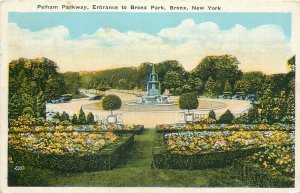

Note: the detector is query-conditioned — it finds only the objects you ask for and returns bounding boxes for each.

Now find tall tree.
[223,80,232,95]
[192,55,242,89]
[9,57,66,118]
[204,76,216,97]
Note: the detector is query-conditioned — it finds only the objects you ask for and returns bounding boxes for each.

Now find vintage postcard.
[0,0,299,193]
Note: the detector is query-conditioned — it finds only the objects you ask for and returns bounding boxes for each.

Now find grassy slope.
[29,129,245,187]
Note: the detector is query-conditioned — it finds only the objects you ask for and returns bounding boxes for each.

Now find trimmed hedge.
[231,160,294,187]
[112,125,144,135]
[9,134,134,172]
[9,125,144,135]
[156,124,295,133]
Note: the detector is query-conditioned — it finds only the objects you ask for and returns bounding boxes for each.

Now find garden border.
[9,134,134,172]
[9,125,144,135]
[231,160,294,187]
[152,132,292,170]
[155,124,295,133]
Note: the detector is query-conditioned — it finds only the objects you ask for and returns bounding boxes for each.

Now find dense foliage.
[9,132,118,156]
[179,93,199,113]
[9,58,66,118]
[102,94,122,115]
[164,131,293,155]
[158,123,294,132]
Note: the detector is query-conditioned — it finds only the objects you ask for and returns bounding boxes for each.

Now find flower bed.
[8,132,134,171]
[9,132,118,156]
[231,149,295,188]
[165,131,293,155]
[250,145,295,177]
[9,124,144,134]
[156,123,294,133]
[152,130,294,169]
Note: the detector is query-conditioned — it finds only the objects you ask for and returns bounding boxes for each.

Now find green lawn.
[11,129,247,187]
[72,93,89,99]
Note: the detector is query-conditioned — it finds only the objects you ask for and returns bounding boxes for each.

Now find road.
[46,90,252,127]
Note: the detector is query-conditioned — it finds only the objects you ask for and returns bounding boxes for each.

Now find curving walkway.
[46,90,252,128]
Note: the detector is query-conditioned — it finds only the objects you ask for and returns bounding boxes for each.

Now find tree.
[179,93,199,113]
[283,91,295,123]
[247,107,259,123]
[78,107,86,124]
[62,72,82,94]
[9,57,66,119]
[259,88,276,123]
[72,114,78,125]
[275,91,286,121]
[187,76,203,94]
[192,55,242,89]
[208,110,216,120]
[204,76,216,97]
[223,80,232,95]
[234,80,250,94]
[61,111,69,121]
[242,71,265,95]
[182,84,192,93]
[36,91,46,118]
[218,110,235,124]
[162,71,183,92]
[87,112,95,124]
[287,55,295,72]
[102,94,122,115]
[22,107,34,117]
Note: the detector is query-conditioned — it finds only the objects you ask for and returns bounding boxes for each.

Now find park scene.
[7,12,295,187]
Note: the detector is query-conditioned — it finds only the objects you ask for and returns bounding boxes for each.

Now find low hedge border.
[8,125,144,135]
[231,159,294,187]
[152,132,292,170]
[9,134,134,172]
[156,124,294,133]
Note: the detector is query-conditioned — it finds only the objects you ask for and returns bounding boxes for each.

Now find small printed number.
[14,166,25,171]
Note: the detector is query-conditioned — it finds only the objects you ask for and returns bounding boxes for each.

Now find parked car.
[89,95,102,100]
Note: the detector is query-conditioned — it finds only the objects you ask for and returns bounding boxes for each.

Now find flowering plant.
[9,131,119,156]
[160,123,294,131]
[164,131,294,155]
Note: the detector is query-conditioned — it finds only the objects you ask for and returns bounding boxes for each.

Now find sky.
[8,12,292,74]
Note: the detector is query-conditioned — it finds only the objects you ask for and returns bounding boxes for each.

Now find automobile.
[89,95,102,100]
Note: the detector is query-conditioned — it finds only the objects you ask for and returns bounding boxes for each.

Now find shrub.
[102,95,122,115]
[218,110,235,124]
[22,107,34,117]
[248,107,259,123]
[8,164,52,186]
[87,112,95,124]
[78,107,86,124]
[179,93,199,113]
[233,113,248,124]
[61,111,69,121]
[71,114,78,125]
[208,110,216,120]
[53,112,61,121]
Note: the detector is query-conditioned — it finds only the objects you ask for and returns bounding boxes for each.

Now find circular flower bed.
[164,131,294,155]
[9,132,118,156]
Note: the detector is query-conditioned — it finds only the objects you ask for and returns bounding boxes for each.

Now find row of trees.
[54,108,95,125]
[9,55,295,122]
[77,55,294,98]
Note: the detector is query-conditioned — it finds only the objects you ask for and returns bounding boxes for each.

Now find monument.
[138,64,169,104]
